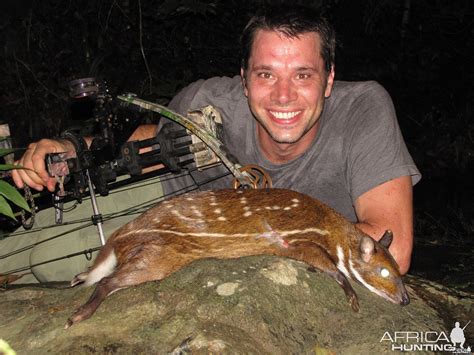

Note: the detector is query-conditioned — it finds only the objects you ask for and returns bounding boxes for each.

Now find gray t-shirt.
[163,75,421,222]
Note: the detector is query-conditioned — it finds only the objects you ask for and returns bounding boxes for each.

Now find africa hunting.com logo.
[380,320,471,353]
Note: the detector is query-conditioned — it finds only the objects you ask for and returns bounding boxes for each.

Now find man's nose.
[271,78,297,105]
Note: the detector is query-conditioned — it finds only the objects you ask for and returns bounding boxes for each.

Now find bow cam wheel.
[232,164,273,189]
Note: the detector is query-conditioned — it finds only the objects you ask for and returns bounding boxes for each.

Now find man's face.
[242,30,334,148]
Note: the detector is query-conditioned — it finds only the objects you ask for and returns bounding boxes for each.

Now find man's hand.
[12,138,75,192]
[354,175,414,275]
[11,125,159,192]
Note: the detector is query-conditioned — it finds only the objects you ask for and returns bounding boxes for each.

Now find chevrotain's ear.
[360,236,375,263]
[379,230,393,249]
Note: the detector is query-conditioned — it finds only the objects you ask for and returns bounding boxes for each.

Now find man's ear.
[324,65,335,98]
[240,68,249,97]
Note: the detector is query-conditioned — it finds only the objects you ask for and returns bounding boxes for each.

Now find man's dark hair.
[240,5,335,74]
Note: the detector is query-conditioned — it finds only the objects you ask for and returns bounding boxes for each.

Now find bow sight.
[51,77,197,199]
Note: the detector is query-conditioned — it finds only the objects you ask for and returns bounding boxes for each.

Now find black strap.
[59,131,88,154]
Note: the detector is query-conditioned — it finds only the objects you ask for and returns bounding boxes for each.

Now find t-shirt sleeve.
[167,76,241,115]
[167,79,207,115]
[347,82,421,202]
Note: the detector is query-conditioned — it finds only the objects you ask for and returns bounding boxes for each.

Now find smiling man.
[13,5,420,275]
[242,30,334,162]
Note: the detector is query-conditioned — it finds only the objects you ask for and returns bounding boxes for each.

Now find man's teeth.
[270,111,301,119]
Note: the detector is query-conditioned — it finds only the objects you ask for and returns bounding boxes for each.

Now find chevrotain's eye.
[380,268,390,278]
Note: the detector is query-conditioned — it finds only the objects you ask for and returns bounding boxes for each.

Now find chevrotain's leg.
[65,275,114,329]
[65,266,150,329]
[331,270,360,312]
[286,241,360,312]
[65,249,194,329]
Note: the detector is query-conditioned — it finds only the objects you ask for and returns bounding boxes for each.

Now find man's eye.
[258,72,272,79]
[297,73,311,79]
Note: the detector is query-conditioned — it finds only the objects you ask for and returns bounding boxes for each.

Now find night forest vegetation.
[0,0,473,290]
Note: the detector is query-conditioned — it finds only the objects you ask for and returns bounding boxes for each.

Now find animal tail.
[70,243,117,287]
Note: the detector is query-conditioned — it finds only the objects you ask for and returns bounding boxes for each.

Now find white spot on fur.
[265,206,272,210]
[283,206,291,210]
[186,197,194,201]
[213,208,222,214]
[272,206,280,210]
[171,209,199,223]
[291,203,298,208]
[216,282,239,296]
[243,206,250,211]
[291,198,300,203]
[210,202,218,206]
[217,216,227,221]
[236,190,243,194]
[243,211,252,217]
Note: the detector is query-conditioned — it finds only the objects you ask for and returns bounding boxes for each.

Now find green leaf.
[0,164,22,171]
[0,195,16,220]
[0,147,25,157]
[0,148,17,157]
[0,180,30,211]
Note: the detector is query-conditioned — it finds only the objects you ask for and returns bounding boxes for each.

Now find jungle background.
[0,0,473,290]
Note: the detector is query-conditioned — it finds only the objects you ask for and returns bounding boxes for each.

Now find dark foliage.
[0,0,473,288]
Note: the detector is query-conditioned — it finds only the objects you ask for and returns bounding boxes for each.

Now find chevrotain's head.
[349,230,410,306]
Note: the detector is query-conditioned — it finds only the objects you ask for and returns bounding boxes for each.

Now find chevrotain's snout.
[400,292,410,306]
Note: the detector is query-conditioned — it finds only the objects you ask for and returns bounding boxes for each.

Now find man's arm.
[354,175,413,275]
[127,124,164,173]
[128,124,158,144]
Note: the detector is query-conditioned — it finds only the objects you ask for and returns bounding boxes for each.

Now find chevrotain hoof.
[350,295,360,312]
[64,319,73,330]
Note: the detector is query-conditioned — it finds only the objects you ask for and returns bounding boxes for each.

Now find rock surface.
[1,256,472,354]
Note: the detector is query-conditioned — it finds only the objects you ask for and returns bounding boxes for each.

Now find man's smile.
[268,110,302,124]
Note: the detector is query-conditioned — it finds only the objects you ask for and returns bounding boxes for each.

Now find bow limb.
[117,95,252,187]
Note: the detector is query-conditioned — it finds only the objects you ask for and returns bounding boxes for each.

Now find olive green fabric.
[0,177,163,283]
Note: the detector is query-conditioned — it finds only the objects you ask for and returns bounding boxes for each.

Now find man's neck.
[257,122,320,164]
